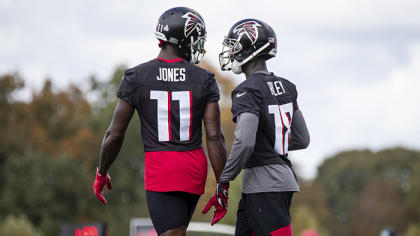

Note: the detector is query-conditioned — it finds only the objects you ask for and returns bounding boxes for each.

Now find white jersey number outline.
[268,102,293,155]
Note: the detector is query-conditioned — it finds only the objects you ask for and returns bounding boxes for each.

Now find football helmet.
[219,19,277,74]
[155,7,207,64]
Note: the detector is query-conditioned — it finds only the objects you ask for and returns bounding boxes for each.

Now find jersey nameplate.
[266,81,285,96]
[157,68,186,82]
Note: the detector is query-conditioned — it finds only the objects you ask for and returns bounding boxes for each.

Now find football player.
[202,19,310,236]
[93,7,227,236]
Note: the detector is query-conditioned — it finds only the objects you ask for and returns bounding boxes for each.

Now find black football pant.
[235,192,294,236]
[146,190,200,235]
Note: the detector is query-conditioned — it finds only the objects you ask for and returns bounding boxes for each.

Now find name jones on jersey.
[157,68,186,82]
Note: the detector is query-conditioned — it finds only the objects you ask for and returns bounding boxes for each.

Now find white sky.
[1,0,420,178]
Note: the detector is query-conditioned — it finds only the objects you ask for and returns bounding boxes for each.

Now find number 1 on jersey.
[172,91,192,141]
[150,90,192,142]
[268,102,293,155]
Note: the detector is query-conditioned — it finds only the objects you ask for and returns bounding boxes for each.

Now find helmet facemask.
[189,28,206,64]
[219,35,272,74]
[219,37,243,72]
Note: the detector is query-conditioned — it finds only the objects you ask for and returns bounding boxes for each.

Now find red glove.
[202,182,229,225]
[93,168,112,205]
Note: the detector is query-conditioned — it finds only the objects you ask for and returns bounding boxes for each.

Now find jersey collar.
[157,58,184,63]
[253,70,273,75]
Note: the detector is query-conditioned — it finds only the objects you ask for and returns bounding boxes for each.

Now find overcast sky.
[1,0,420,178]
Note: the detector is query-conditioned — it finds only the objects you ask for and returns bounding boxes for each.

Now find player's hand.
[202,182,229,225]
[93,167,112,205]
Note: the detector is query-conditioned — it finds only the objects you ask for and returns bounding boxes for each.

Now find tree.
[0,67,147,236]
[0,73,26,159]
[292,205,329,236]
[315,147,420,235]
[292,180,330,236]
[0,215,40,236]
[406,223,420,236]
[0,152,91,235]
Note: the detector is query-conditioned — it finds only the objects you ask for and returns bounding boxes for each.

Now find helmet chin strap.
[189,35,206,64]
[231,42,271,74]
[231,61,243,74]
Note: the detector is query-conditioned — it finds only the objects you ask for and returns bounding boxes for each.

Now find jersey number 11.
[150,90,192,142]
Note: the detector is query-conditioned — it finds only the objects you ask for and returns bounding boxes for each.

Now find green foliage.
[406,223,420,236]
[0,68,146,236]
[292,205,328,236]
[0,152,91,235]
[88,64,126,110]
[0,73,27,159]
[0,215,40,236]
[0,72,24,103]
[316,147,420,236]
[292,180,330,236]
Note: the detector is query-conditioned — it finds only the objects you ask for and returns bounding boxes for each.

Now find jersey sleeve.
[117,68,138,107]
[219,112,259,183]
[231,87,261,123]
[204,72,220,104]
[291,82,299,111]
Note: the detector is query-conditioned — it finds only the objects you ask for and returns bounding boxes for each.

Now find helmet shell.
[155,7,206,49]
[225,18,277,62]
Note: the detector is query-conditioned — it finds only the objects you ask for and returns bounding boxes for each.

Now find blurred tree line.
[1,64,420,236]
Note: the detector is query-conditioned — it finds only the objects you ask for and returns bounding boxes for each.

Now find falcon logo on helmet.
[233,21,261,45]
[183,12,205,37]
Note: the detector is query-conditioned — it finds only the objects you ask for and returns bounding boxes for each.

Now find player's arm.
[288,109,310,151]
[202,112,258,225]
[98,99,134,174]
[219,112,259,183]
[203,102,227,182]
[93,99,134,205]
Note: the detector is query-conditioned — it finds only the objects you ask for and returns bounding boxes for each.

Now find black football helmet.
[219,19,277,74]
[155,7,206,64]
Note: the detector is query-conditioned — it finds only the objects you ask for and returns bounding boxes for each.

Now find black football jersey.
[231,72,298,168]
[117,58,220,152]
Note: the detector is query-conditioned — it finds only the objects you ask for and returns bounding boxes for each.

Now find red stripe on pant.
[270,224,292,236]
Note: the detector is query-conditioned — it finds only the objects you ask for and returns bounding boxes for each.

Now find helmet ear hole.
[235,54,244,62]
